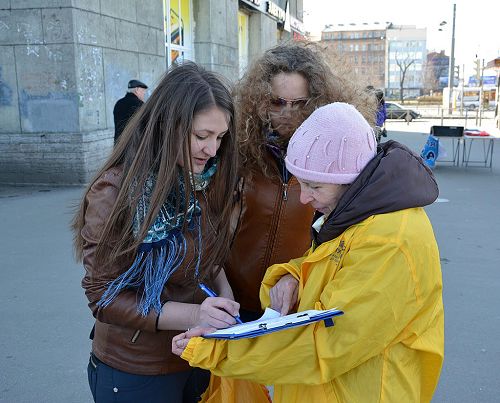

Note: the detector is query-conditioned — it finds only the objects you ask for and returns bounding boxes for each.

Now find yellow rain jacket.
[182,207,444,402]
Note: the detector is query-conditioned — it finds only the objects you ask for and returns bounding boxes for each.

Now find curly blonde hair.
[235,41,377,176]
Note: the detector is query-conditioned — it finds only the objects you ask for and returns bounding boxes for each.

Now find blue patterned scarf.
[98,159,218,316]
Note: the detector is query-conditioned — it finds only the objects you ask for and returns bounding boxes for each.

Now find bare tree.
[395,53,415,103]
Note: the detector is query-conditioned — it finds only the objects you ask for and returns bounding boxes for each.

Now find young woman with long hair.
[72,62,240,403]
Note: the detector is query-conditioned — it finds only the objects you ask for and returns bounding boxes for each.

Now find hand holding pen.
[198,283,243,326]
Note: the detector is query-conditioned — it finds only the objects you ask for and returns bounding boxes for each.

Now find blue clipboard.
[203,308,344,340]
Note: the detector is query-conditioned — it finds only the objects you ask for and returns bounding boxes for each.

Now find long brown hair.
[72,62,238,271]
[235,41,376,177]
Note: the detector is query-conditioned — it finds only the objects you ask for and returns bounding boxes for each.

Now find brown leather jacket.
[225,150,315,313]
[81,167,218,375]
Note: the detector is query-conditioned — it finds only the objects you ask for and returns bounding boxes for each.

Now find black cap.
[128,79,148,89]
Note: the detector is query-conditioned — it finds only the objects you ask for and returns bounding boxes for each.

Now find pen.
[198,283,243,324]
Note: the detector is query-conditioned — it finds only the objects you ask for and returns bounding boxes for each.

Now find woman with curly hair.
[72,62,241,402]
[225,42,376,321]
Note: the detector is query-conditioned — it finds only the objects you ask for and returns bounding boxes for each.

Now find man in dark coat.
[113,79,148,144]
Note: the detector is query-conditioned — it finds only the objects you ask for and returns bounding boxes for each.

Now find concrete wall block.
[42,8,74,44]
[248,12,277,61]
[156,28,165,57]
[260,15,278,49]
[103,48,139,128]
[78,128,112,142]
[138,54,165,90]
[193,0,238,79]
[73,8,98,46]
[0,9,43,46]
[199,63,231,82]
[15,44,79,133]
[71,0,100,13]
[136,0,163,28]
[193,0,210,40]
[0,133,40,144]
[0,1,11,10]
[101,15,116,48]
[73,9,116,48]
[0,131,86,184]
[225,0,238,48]
[0,129,113,185]
[194,42,212,65]
[209,1,227,44]
[81,130,113,182]
[136,25,157,55]
[100,0,136,23]
[115,19,139,52]
[101,15,117,49]
[216,43,237,67]
[11,0,71,8]
[197,0,237,47]
[0,46,21,133]
[76,45,106,131]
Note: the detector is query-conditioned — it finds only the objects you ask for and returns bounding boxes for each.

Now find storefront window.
[164,0,193,67]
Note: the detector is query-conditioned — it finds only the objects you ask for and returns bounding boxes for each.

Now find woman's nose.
[279,105,293,117]
[299,189,313,205]
[204,137,219,157]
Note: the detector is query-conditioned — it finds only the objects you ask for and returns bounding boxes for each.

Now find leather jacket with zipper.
[81,167,218,375]
[225,148,315,313]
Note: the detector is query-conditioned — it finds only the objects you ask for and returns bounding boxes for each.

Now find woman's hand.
[270,274,299,316]
[195,297,240,328]
[172,327,215,356]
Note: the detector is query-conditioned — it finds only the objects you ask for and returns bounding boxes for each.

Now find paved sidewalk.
[1,129,499,402]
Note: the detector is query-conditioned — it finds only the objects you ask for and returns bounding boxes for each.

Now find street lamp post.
[447,3,456,115]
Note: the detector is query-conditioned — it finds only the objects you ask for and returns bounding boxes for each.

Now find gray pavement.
[0,186,93,403]
[387,119,500,403]
[1,121,499,402]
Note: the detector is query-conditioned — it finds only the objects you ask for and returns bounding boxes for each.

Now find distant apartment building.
[321,22,389,89]
[386,25,427,98]
[424,50,450,94]
[321,23,427,98]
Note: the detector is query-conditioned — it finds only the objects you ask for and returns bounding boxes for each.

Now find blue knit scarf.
[98,159,218,316]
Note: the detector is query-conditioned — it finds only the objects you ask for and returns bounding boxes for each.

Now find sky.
[303,0,500,78]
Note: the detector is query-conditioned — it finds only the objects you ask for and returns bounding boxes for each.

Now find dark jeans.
[87,353,210,403]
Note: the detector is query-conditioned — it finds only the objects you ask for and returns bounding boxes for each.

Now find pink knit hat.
[285,102,377,184]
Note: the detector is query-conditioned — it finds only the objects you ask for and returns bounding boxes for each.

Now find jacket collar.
[313,140,439,246]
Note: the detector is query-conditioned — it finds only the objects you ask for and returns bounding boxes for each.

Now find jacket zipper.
[262,159,290,267]
[131,329,141,343]
[282,183,288,201]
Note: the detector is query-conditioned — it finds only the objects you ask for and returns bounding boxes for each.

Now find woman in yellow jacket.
[172,103,444,403]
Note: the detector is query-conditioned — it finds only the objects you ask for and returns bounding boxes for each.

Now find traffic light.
[474,59,481,81]
[454,65,460,80]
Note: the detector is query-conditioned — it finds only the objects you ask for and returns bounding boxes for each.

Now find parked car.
[385,102,421,121]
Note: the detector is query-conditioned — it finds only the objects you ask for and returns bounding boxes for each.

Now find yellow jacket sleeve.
[182,233,438,386]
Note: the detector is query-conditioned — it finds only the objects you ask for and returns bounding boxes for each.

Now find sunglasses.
[270,96,310,109]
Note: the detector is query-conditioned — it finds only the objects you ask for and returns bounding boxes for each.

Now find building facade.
[320,23,427,99]
[385,25,426,99]
[0,0,303,184]
[423,50,450,94]
[321,23,388,89]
